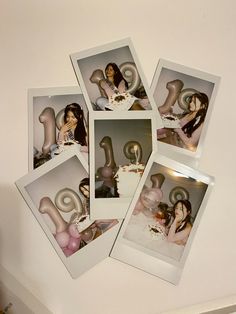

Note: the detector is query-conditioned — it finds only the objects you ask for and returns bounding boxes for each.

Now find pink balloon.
[62,247,74,257]
[55,231,70,248]
[158,79,184,115]
[68,223,81,239]
[140,188,163,209]
[68,237,81,252]
[100,166,113,178]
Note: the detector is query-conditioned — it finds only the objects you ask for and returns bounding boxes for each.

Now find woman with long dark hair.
[98,62,145,110]
[173,92,209,151]
[167,199,192,246]
[58,103,87,146]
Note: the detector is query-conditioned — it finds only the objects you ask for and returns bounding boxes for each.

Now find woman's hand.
[60,122,73,134]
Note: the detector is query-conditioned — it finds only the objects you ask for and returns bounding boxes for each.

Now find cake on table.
[114,163,145,198]
[161,114,181,128]
[105,92,137,111]
[146,223,167,240]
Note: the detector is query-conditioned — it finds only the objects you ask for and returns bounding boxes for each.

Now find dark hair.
[173,199,192,232]
[156,202,172,226]
[105,63,128,89]
[79,177,89,191]
[79,177,89,199]
[64,103,87,146]
[182,93,209,138]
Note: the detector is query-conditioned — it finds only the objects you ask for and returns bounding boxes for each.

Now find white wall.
[1,1,236,314]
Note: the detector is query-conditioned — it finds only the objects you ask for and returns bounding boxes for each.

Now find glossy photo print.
[151,59,220,165]
[28,86,89,171]
[15,149,121,279]
[89,111,157,219]
[111,152,214,284]
[70,38,162,125]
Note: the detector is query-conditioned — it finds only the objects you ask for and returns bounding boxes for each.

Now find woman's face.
[105,65,115,78]
[66,110,78,127]
[189,96,201,112]
[174,202,189,221]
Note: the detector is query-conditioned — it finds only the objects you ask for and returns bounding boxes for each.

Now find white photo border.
[89,111,158,220]
[151,59,220,164]
[15,147,122,279]
[110,151,215,284]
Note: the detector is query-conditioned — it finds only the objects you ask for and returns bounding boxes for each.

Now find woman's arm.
[118,79,127,93]
[174,123,203,150]
[167,219,191,244]
[99,79,114,98]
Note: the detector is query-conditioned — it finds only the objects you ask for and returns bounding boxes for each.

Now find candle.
[133,145,138,164]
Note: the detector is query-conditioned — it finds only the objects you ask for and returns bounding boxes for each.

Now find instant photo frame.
[28,86,89,171]
[15,148,122,279]
[89,111,157,220]
[151,59,220,166]
[110,152,214,284]
[70,38,162,126]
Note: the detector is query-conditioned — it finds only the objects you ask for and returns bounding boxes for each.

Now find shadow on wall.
[0,185,53,313]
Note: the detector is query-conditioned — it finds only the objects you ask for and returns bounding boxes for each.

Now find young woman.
[167,199,192,246]
[98,62,145,110]
[158,92,209,152]
[173,92,209,151]
[57,103,87,146]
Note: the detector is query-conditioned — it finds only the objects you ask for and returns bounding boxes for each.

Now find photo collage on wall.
[15,38,220,283]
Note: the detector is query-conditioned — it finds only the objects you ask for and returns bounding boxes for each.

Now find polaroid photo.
[15,148,122,279]
[110,152,214,284]
[89,111,157,220]
[28,86,89,171]
[70,38,162,124]
[151,59,220,166]
[162,295,236,314]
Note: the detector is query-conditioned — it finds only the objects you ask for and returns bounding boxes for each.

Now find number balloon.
[39,107,56,155]
[150,173,165,189]
[39,197,67,233]
[123,141,142,164]
[169,186,189,204]
[119,62,141,94]
[99,136,116,169]
[90,69,107,98]
[158,79,184,115]
[178,88,198,111]
[55,188,83,214]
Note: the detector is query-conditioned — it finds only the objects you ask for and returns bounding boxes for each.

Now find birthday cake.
[51,140,79,157]
[146,223,166,240]
[114,163,145,198]
[106,92,136,111]
[161,114,181,128]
